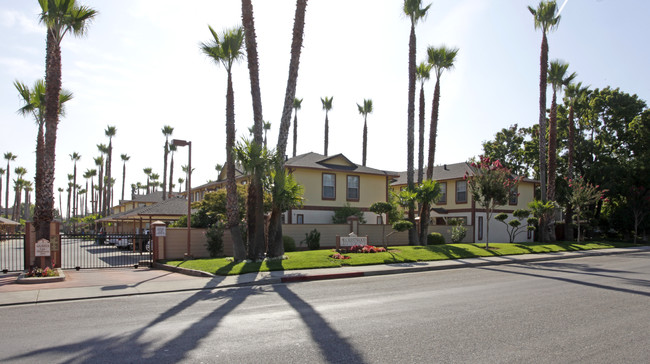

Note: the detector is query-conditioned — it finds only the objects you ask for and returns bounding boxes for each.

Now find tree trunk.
[418,84,425,184]
[168,154,174,198]
[419,201,429,246]
[565,104,575,241]
[162,142,168,201]
[537,32,549,242]
[407,21,417,245]
[292,112,298,157]
[4,164,9,219]
[547,89,558,242]
[362,117,368,166]
[324,112,329,156]
[121,163,126,201]
[426,78,441,180]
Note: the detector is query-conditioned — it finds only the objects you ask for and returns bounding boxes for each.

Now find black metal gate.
[60,233,153,269]
[0,233,25,273]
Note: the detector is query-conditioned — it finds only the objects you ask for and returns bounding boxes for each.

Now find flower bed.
[17,265,66,284]
[349,244,386,253]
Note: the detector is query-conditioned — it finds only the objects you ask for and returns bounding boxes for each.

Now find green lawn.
[162,241,643,276]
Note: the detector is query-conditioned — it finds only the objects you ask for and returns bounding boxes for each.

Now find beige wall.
[292,169,388,209]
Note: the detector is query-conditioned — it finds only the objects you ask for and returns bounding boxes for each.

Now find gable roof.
[391,163,474,186]
[286,152,399,177]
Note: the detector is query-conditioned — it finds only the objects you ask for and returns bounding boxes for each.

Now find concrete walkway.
[1,246,648,307]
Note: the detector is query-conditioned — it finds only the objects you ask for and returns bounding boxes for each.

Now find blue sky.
[1,0,649,211]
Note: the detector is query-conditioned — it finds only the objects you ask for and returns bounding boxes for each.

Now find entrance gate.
[60,233,153,270]
[0,233,25,273]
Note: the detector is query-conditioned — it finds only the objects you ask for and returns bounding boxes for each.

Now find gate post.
[25,222,34,271]
[151,221,166,261]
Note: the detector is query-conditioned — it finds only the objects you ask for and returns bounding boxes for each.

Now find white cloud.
[0,9,43,34]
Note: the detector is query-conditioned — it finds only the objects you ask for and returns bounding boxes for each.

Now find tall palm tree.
[23,181,33,220]
[103,125,116,215]
[167,145,176,198]
[201,25,247,260]
[263,121,271,149]
[12,167,28,220]
[95,145,107,214]
[426,46,458,180]
[66,173,73,220]
[403,0,430,245]
[546,60,576,202]
[82,169,92,215]
[321,96,333,156]
[292,97,303,157]
[357,99,373,166]
[57,187,64,219]
[161,125,173,200]
[120,154,130,201]
[177,177,184,193]
[143,167,152,194]
[529,0,560,242]
[36,0,97,246]
[92,158,102,214]
[3,153,17,218]
[416,63,431,184]
[69,152,81,217]
[0,167,4,216]
[150,173,160,192]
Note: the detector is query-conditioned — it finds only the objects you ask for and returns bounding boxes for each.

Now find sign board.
[339,232,367,247]
[49,236,60,251]
[155,226,167,237]
[35,239,51,257]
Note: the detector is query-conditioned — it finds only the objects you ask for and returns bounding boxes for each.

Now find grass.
[162,241,644,276]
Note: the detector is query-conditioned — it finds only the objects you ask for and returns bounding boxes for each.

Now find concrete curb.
[153,261,215,278]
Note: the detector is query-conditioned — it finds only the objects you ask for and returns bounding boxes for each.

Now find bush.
[427,232,445,245]
[205,222,225,257]
[332,203,366,224]
[392,220,413,232]
[301,229,321,250]
[451,225,467,243]
[283,236,296,252]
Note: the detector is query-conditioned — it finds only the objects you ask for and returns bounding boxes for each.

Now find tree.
[416,62,431,184]
[167,145,176,198]
[103,125,116,215]
[332,203,366,224]
[370,201,394,248]
[177,177,184,193]
[161,125,174,201]
[482,124,527,176]
[416,179,441,246]
[201,25,246,261]
[69,152,81,217]
[627,186,650,244]
[466,156,521,248]
[268,0,308,258]
[263,121,271,149]
[567,176,606,242]
[495,209,535,243]
[357,99,373,166]
[57,187,63,219]
[292,97,303,158]
[0,167,4,216]
[12,167,28,220]
[425,46,458,181]
[93,156,103,213]
[321,96,333,156]
[36,0,97,253]
[404,0,430,245]
[82,169,93,215]
[143,167,152,194]
[120,154,130,201]
[66,173,73,220]
[528,0,560,242]
[4,152,16,218]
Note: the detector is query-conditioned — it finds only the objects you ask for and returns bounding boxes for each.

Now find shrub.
[301,229,321,250]
[205,222,225,257]
[392,220,413,232]
[283,236,296,252]
[332,203,366,224]
[451,225,467,243]
[427,232,445,245]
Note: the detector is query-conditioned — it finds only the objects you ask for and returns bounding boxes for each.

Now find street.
[0,252,648,363]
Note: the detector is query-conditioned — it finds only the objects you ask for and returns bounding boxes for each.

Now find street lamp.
[171,139,192,259]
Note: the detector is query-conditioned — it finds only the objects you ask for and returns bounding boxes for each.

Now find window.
[322,173,336,200]
[437,182,447,204]
[296,214,304,224]
[347,175,360,201]
[478,216,484,240]
[456,180,467,203]
[509,185,518,205]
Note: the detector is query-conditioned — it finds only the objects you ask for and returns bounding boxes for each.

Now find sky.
[1,0,649,213]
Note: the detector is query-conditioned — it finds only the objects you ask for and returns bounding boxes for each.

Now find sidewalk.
[1,246,648,307]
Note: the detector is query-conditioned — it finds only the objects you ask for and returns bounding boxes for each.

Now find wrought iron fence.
[60,233,152,270]
[0,233,25,273]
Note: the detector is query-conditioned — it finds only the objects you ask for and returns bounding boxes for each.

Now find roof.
[286,152,399,177]
[391,163,474,186]
[0,216,20,225]
[98,197,195,222]
[118,191,165,205]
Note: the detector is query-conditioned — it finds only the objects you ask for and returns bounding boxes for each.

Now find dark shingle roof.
[286,152,399,177]
[391,163,474,186]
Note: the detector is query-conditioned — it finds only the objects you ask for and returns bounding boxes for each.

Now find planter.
[16,268,66,284]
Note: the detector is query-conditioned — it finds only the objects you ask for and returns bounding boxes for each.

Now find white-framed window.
[347,175,360,201]
[322,173,336,200]
[438,182,447,204]
[456,180,467,203]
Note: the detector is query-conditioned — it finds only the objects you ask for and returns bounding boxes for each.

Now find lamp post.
[171,139,192,258]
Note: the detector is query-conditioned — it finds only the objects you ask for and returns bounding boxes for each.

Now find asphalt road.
[0,252,648,363]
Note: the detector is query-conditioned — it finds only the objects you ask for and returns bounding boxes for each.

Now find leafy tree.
[201,25,246,261]
[357,99,373,166]
[567,176,606,242]
[370,201,394,247]
[292,97,303,157]
[527,199,557,242]
[161,125,174,200]
[267,167,304,256]
[466,156,521,248]
[332,203,366,224]
[321,96,333,156]
[495,209,535,243]
[482,124,527,177]
[416,179,441,246]
[627,186,650,244]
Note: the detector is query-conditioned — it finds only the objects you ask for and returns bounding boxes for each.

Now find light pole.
[171,139,192,258]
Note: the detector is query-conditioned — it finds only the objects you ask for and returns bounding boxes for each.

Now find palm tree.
[82,169,93,215]
[143,167,152,194]
[177,177,184,193]
[321,96,333,156]
[201,25,246,260]
[57,187,64,219]
[66,173,73,220]
[36,0,97,246]
[167,145,176,198]
[161,125,174,200]
[357,99,373,166]
[12,167,28,220]
[546,60,576,203]
[426,46,458,181]
[529,0,560,242]
[292,97,303,157]
[120,154,130,201]
[403,0,430,245]
[565,82,589,181]
[269,0,308,258]
[150,173,160,192]
[263,121,271,149]
[104,125,116,215]
[416,63,431,184]
[0,167,4,216]
[96,145,107,214]
[3,153,17,218]
[93,156,103,214]
[69,152,81,217]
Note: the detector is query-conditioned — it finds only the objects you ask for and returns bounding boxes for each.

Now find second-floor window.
[322,173,335,200]
[456,180,467,203]
[437,182,447,204]
[509,185,518,205]
[347,175,360,201]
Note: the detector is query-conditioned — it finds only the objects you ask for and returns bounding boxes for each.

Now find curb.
[153,261,215,278]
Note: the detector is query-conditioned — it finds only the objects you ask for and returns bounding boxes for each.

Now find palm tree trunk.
[168,155,174,198]
[418,84,425,184]
[547,89,558,242]
[426,78,441,180]
[407,21,417,245]
[162,143,168,201]
[537,32,549,242]
[72,164,77,217]
[324,112,329,156]
[362,117,368,166]
[121,163,126,201]
[269,0,308,258]
[565,104,575,240]
[4,164,10,219]
[292,113,298,157]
